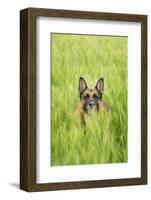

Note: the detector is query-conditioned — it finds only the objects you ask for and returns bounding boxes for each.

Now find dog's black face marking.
[79,77,104,113]
[82,91,100,113]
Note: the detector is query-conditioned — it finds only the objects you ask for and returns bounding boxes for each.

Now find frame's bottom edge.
[21,177,147,192]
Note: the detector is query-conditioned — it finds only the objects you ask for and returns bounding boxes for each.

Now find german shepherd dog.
[75,77,108,125]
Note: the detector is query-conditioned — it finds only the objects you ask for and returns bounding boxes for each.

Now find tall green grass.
[51,33,128,166]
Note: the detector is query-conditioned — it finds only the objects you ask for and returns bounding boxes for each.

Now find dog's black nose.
[89,102,95,107]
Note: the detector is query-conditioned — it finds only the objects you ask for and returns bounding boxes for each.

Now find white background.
[37,18,141,183]
[0,0,150,199]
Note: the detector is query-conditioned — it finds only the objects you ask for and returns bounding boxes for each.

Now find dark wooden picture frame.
[20,7,147,192]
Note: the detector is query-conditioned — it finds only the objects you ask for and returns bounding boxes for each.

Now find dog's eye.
[93,94,99,99]
[84,94,90,99]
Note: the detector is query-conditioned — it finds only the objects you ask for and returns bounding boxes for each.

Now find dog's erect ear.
[79,77,87,95]
[95,78,104,94]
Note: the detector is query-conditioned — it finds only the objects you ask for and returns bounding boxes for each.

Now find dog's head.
[79,77,104,113]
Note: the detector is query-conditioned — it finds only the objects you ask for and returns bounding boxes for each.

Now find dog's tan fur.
[75,77,108,125]
[75,100,106,125]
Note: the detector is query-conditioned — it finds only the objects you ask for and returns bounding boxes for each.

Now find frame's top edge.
[20,7,147,23]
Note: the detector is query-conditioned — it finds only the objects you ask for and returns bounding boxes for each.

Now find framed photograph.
[20,8,147,192]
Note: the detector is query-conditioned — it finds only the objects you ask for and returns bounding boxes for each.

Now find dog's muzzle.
[86,100,98,112]
[89,100,96,108]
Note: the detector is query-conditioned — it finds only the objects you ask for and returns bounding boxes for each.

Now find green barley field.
[51,33,128,166]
